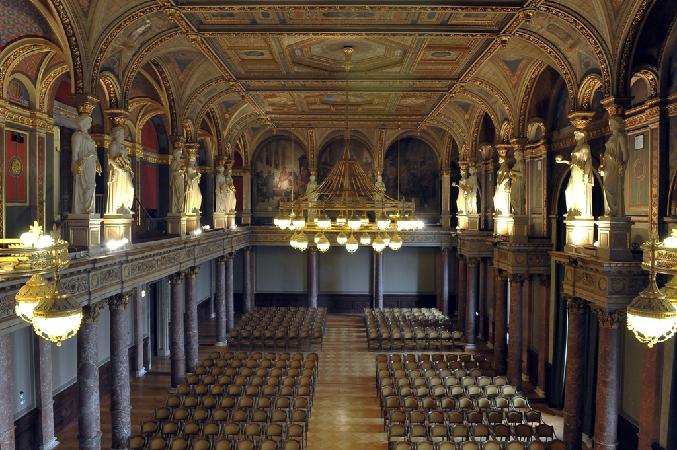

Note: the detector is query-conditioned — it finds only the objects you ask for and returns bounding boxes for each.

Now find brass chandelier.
[274,46,423,253]
[1,222,81,346]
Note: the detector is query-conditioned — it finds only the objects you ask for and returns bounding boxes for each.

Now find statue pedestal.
[457,214,468,230]
[213,212,226,230]
[565,216,595,253]
[67,214,102,249]
[226,213,236,230]
[466,214,480,231]
[596,216,633,261]
[166,213,187,237]
[494,215,511,237]
[507,215,529,243]
[102,214,132,243]
[186,214,200,234]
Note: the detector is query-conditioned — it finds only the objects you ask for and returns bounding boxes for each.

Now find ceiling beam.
[198,26,500,35]
[178,0,525,8]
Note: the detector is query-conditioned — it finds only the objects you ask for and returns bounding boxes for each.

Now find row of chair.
[132,434,303,450]
[366,309,461,350]
[387,422,556,442]
[229,308,326,350]
[389,439,566,450]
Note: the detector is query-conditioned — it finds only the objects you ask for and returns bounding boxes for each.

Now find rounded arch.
[317,133,374,181]
[577,73,604,112]
[316,129,374,160]
[629,68,659,104]
[99,71,122,109]
[0,37,61,98]
[6,75,34,109]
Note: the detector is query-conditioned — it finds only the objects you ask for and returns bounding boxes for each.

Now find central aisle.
[306,314,387,450]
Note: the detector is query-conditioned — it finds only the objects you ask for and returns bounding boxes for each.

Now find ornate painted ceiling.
[27,0,654,161]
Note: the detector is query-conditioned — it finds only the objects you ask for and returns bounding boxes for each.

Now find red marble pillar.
[493,270,508,375]
[169,272,186,387]
[215,256,227,346]
[537,274,550,395]
[487,261,495,346]
[184,266,199,373]
[439,248,449,316]
[133,287,146,378]
[465,257,479,350]
[78,304,103,450]
[478,258,487,340]
[563,296,587,450]
[593,309,623,450]
[507,274,524,390]
[637,345,662,450]
[457,256,467,332]
[521,276,532,382]
[34,335,58,450]
[243,247,253,312]
[307,248,318,308]
[226,253,235,329]
[374,251,384,309]
[109,294,131,450]
[0,333,15,450]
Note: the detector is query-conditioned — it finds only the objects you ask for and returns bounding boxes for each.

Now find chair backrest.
[170,437,189,450]
[548,440,566,450]
[149,437,166,450]
[235,439,255,450]
[192,438,211,450]
[483,442,501,450]
[528,441,546,450]
[462,442,480,450]
[283,440,301,450]
[129,435,145,450]
[507,441,526,450]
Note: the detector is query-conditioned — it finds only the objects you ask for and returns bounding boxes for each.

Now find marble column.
[169,272,186,387]
[215,256,227,346]
[0,333,15,450]
[593,309,623,450]
[522,276,532,382]
[374,250,384,309]
[185,266,199,373]
[638,345,662,450]
[507,274,524,389]
[78,304,103,450]
[307,248,318,308]
[486,261,495,346]
[537,275,551,395]
[109,294,131,450]
[563,296,587,450]
[133,287,146,378]
[226,253,235,329]
[156,278,171,357]
[465,257,479,350]
[209,260,216,319]
[243,247,253,312]
[439,248,449,316]
[34,335,57,450]
[493,270,508,375]
[478,258,487,340]
[457,256,467,332]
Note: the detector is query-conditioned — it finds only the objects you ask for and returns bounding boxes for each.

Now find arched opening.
[317,136,373,182]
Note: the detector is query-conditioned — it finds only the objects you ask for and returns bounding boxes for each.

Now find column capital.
[600,96,631,119]
[568,111,595,132]
[593,308,625,329]
[82,303,104,324]
[441,246,449,256]
[108,293,131,310]
[496,269,508,280]
[186,266,199,278]
[73,95,99,115]
[216,255,227,264]
[536,273,551,284]
[226,251,235,260]
[466,256,480,266]
[565,296,588,315]
[509,273,526,284]
[169,272,185,284]
[308,246,318,254]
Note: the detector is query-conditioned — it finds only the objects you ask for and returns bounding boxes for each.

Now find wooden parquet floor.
[56,314,388,450]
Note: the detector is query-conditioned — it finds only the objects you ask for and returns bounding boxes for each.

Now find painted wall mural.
[318,138,373,181]
[383,137,439,221]
[252,137,308,217]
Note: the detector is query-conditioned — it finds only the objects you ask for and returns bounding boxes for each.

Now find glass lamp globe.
[626,272,677,348]
[15,274,52,323]
[372,236,386,253]
[316,215,331,229]
[292,216,306,230]
[347,216,362,231]
[32,281,82,347]
[278,215,292,230]
[360,233,372,246]
[345,234,359,253]
[389,233,403,250]
[296,233,309,251]
[336,232,348,245]
[336,213,347,226]
[382,234,391,246]
[316,234,330,252]
[377,215,391,230]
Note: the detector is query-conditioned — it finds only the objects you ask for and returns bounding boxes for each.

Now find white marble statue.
[465,165,479,215]
[493,155,511,216]
[215,164,227,214]
[105,126,134,216]
[565,130,594,217]
[184,158,202,214]
[455,167,468,214]
[71,114,101,214]
[170,148,185,214]
[225,169,236,214]
[510,149,526,215]
[602,117,628,217]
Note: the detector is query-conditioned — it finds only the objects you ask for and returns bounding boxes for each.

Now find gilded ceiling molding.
[307,129,317,173]
[456,87,500,134]
[37,64,69,113]
[149,60,178,136]
[0,39,58,97]
[88,3,164,94]
[183,120,195,143]
[469,79,513,123]
[577,73,604,112]
[514,30,577,108]
[207,109,223,156]
[499,120,514,144]
[135,106,166,143]
[225,112,262,163]
[630,69,659,99]
[120,29,183,106]
[615,0,653,96]
[516,61,546,137]
[537,2,612,94]
[0,100,54,131]
[99,72,122,109]
[47,0,84,93]
[182,77,230,120]
[193,91,239,131]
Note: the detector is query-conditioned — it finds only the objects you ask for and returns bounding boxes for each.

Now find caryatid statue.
[215,161,227,214]
[183,145,203,214]
[225,164,237,215]
[169,144,185,214]
[493,155,511,216]
[565,130,594,218]
[509,149,526,215]
[105,125,135,216]
[601,117,628,217]
[455,167,468,215]
[71,112,101,214]
[465,165,479,215]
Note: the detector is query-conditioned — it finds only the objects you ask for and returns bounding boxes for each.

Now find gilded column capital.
[565,296,588,315]
[82,303,104,324]
[600,96,631,119]
[73,94,99,116]
[186,266,199,278]
[169,272,185,285]
[568,111,595,132]
[108,293,131,310]
[593,308,625,329]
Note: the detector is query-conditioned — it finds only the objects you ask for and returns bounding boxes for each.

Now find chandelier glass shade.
[1,221,80,346]
[627,235,677,347]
